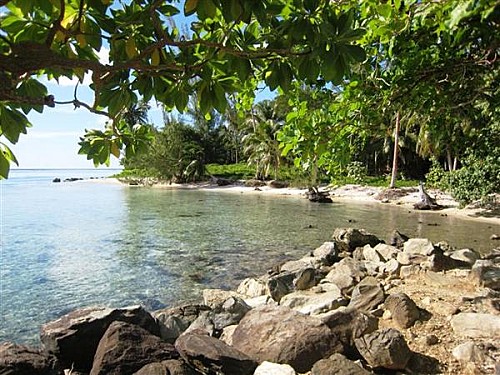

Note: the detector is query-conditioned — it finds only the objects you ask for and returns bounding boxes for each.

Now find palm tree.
[242,100,285,179]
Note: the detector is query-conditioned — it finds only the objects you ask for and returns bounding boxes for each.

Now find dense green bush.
[448,155,500,207]
[425,158,451,191]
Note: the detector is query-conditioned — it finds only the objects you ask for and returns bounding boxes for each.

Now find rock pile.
[1,228,500,374]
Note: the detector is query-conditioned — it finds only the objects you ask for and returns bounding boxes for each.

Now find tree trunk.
[446,148,453,172]
[389,111,400,189]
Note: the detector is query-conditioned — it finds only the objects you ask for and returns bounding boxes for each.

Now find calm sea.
[1,169,498,344]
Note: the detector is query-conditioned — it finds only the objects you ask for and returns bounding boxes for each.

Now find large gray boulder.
[332,228,382,252]
[348,276,386,313]
[354,328,411,370]
[175,333,257,375]
[90,321,178,375]
[231,305,342,373]
[0,342,54,375]
[311,353,372,375]
[40,305,159,372]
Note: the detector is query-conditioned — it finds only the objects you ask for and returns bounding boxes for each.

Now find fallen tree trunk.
[414,182,442,210]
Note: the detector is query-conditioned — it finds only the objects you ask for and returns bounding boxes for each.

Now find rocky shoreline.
[2,227,500,375]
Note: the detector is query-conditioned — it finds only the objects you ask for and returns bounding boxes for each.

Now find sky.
[11,71,165,170]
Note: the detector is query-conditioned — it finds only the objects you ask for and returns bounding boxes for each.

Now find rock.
[348,276,386,313]
[202,289,241,308]
[469,259,500,290]
[354,328,411,370]
[452,342,486,364]
[244,179,266,187]
[133,359,198,375]
[52,178,61,183]
[311,353,371,375]
[175,333,257,375]
[322,257,366,292]
[450,312,500,338]
[237,277,267,297]
[425,334,439,346]
[389,230,409,248]
[399,265,420,279]
[40,305,160,372]
[231,305,342,373]
[318,307,378,354]
[268,180,289,188]
[293,267,317,290]
[90,321,178,375]
[380,259,401,277]
[279,288,346,315]
[374,243,400,261]
[403,238,435,256]
[211,296,251,331]
[332,228,382,252]
[280,259,316,273]
[183,310,215,336]
[312,242,339,266]
[0,342,54,375]
[362,245,383,263]
[267,272,295,302]
[448,248,480,266]
[154,304,211,343]
[254,361,297,375]
[219,324,238,346]
[384,293,420,329]
[244,295,276,308]
[363,260,383,276]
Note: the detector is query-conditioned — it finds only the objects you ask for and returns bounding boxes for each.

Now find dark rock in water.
[311,353,371,375]
[52,178,61,183]
[40,305,160,372]
[231,305,342,373]
[0,342,54,375]
[64,177,83,182]
[133,359,198,375]
[90,321,178,375]
[332,228,382,252]
[384,293,420,329]
[355,328,411,370]
[175,333,257,375]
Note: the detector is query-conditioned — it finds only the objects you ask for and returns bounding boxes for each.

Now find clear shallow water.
[1,169,499,344]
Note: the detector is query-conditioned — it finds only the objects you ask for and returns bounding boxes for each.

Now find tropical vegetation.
[1,0,499,205]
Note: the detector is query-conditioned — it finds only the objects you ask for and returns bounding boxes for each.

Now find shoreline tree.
[0,0,367,177]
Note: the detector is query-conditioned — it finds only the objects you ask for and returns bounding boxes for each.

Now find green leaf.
[343,45,366,63]
[197,0,216,20]
[0,142,18,179]
[184,0,198,16]
[0,105,31,144]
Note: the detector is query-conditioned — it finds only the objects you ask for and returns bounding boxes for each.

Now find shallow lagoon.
[1,170,498,344]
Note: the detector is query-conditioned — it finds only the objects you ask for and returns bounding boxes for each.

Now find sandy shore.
[102,178,499,226]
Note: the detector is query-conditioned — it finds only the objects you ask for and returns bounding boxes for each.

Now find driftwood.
[414,182,442,210]
[306,187,333,203]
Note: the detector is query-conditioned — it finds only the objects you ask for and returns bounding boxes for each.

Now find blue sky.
[11,72,164,170]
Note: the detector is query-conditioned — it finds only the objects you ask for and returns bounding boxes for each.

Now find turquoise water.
[1,169,498,344]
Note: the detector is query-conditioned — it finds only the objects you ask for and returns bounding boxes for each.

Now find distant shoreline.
[103,178,500,226]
